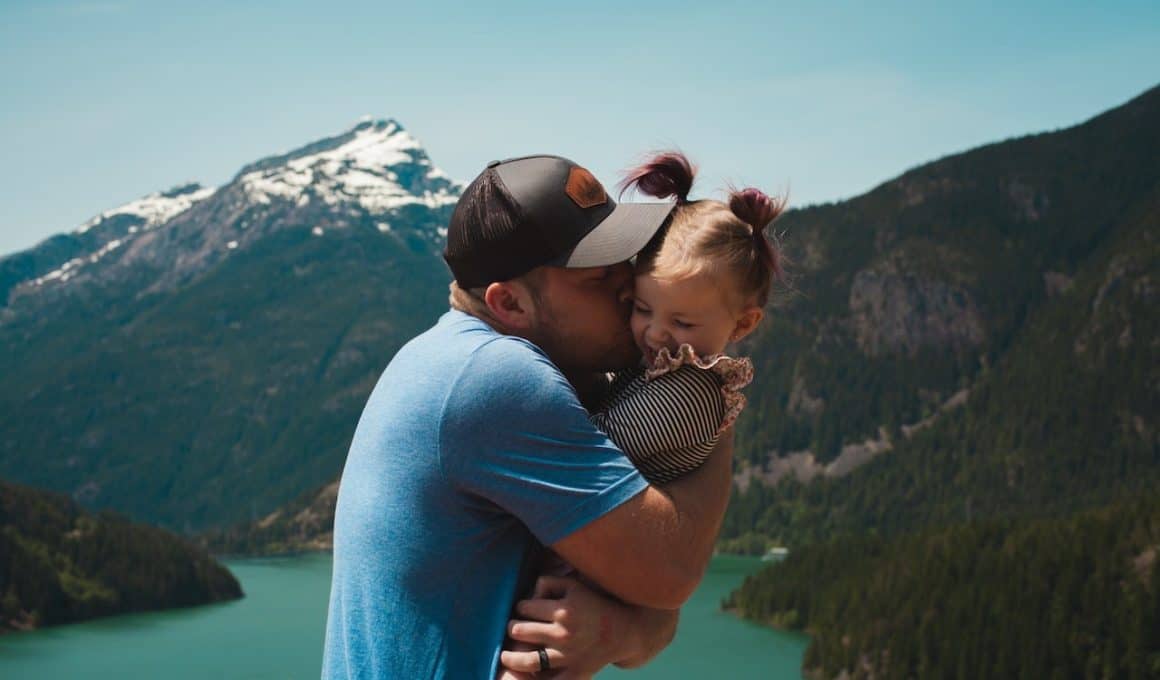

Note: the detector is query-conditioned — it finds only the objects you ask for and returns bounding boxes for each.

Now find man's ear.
[483,280,537,331]
[729,306,764,343]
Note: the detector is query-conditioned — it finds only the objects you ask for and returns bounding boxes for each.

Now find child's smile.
[631,273,743,364]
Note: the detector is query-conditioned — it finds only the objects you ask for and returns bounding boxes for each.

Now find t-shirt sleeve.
[438,337,649,546]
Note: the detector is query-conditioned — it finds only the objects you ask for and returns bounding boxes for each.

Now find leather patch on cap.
[565,167,608,209]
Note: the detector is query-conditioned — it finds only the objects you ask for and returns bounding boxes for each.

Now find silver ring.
[537,648,550,672]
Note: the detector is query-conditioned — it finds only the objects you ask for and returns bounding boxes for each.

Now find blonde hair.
[622,152,785,309]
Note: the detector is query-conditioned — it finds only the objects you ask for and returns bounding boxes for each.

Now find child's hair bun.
[729,187,785,280]
[619,151,697,203]
[728,187,785,232]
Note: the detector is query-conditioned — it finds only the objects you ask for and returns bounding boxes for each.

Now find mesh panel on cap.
[443,168,553,288]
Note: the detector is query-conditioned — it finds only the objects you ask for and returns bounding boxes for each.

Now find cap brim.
[555,201,674,269]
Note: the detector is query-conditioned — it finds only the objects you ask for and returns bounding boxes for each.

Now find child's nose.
[646,324,670,344]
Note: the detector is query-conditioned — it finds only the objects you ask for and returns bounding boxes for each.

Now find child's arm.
[591,365,726,482]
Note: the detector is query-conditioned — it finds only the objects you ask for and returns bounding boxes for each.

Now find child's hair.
[620,152,786,308]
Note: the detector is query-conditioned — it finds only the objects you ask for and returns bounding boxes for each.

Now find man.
[322,155,734,678]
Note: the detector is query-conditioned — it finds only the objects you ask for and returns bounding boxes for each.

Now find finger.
[507,620,565,646]
[514,597,567,623]
[500,649,540,674]
[531,574,575,599]
[499,647,565,673]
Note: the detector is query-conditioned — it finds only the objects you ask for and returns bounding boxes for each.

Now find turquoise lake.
[0,554,808,679]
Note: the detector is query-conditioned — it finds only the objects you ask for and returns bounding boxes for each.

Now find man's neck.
[448,282,506,331]
[449,281,610,410]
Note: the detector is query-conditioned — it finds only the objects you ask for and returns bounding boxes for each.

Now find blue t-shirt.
[322,310,648,679]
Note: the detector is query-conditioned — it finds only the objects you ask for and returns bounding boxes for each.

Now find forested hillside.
[733,83,1158,469]
[0,479,241,632]
[725,495,1160,679]
[205,85,1158,558]
[720,83,1159,546]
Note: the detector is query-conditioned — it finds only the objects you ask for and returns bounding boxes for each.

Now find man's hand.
[497,574,678,679]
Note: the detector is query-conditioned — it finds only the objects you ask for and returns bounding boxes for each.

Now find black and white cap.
[443,155,674,289]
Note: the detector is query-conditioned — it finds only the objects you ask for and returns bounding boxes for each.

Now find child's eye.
[674,320,696,329]
[633,304,651,315]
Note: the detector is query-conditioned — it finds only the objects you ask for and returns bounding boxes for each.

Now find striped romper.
[591,344,754,484]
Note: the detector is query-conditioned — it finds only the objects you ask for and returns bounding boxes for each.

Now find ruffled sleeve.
[645,344,754,434]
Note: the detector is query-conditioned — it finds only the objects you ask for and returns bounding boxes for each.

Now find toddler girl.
[591,151,785,483]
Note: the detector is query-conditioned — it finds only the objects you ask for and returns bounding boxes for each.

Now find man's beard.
[531,302,640,376]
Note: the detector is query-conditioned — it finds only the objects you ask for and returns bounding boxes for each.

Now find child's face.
[630,272,756,365]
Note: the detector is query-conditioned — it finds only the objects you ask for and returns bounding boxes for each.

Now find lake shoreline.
[1,554,809,679]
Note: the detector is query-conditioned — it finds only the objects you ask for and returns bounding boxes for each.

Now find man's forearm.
[621,432,735,597]
[612,606,679,669]
[651,432,734,578]
[552,433,734,609]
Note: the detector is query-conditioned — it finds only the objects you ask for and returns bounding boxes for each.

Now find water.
[0,554,807,679]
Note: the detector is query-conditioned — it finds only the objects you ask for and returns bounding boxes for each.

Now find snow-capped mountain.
[4,118,461,309]
[0,117,464,528]
[234,118,458,213]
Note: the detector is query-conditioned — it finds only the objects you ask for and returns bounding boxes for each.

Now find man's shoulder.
[457,335,572,403]
[401,311,539,365]
[426,310,554,375]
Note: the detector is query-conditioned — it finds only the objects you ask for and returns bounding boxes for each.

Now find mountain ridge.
[2,117,458,312]
[208,84,1158,553]
[2,85,1157,537]
[0,117,460,528]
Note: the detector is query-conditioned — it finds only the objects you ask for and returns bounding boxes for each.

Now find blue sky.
[1,1,1158,255]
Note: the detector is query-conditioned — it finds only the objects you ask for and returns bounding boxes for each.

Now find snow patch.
[76,186,216,234]
[33,239,123,287]
[227,240,239,250]
[237,122,460,213]
[312,227,324,236]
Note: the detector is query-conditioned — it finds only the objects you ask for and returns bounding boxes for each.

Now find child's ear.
[729,307,764,343]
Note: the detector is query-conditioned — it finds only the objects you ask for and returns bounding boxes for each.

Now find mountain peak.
[232,117,460,213]
[350,116,404,135]
[160,182,208,199]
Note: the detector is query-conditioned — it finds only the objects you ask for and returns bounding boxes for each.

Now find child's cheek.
[628,311,644,340]
[630,314,655,355]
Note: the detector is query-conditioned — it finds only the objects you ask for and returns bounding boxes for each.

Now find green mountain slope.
[716,84,1159,546]
[0,225,449,529]
[734,82,1158,467]
[0,478,242,632]
[723,172,1158,546]
[2,87,1157,540]
[202,480,339,556]
[725,494,1160,679]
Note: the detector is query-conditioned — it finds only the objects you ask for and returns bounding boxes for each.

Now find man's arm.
[611,606,679,668]
[550,431,734,610]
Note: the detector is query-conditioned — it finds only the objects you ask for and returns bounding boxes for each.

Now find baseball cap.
[443,155,674,289]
